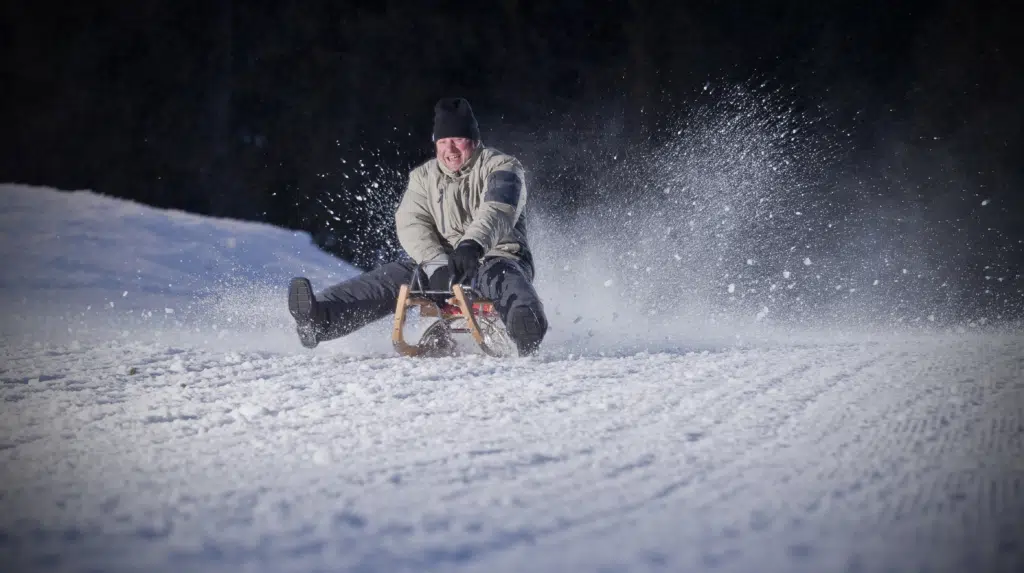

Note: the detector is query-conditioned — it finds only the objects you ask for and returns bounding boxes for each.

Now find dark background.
[2,0,1020,272]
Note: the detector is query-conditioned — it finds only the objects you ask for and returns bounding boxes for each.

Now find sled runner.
[392,265,515,357]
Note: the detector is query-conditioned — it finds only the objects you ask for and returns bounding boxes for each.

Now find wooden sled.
[392,282,515,358]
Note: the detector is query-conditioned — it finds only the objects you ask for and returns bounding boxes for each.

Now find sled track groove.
[2,336,1023,572]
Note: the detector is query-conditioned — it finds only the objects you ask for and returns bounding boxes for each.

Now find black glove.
[449,240,485,284]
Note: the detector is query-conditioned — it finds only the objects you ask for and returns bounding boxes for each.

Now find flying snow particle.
[746,259,754,265]
[603,280,614,288]
[873,280,880,286]
[928,314,935,322]
[803,258,812,266]
[122,291,128,297]
[783,271,791,279]
[728,284,736,293]
[165,308,175,314]
[981,199,990,206]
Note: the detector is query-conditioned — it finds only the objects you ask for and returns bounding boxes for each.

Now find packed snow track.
[3,335,1022,572]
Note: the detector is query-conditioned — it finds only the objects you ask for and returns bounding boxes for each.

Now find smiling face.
[435,137,476,171]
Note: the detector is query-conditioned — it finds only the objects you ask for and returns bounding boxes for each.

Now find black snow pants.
[314,257,548,352]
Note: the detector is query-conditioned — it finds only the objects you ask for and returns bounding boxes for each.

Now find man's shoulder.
[477,147,523,172]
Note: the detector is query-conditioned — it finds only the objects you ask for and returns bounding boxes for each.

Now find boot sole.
[507,306,545,356]
[288,277,319,349]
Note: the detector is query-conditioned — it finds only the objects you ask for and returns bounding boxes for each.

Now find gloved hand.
[449,240,485,284]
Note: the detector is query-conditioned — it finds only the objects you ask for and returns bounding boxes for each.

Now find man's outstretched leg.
[475,257,548,356]
[288,260,416,348]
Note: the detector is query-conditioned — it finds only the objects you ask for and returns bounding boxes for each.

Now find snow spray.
[290,82,1022,356]
[523,83,1022,354]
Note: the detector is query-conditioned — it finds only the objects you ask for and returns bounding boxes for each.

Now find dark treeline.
[2,0,1020,269]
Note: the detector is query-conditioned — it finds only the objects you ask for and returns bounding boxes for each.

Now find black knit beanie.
[432,97,480,142]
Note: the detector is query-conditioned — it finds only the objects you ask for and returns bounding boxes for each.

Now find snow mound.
[0,184,358,350]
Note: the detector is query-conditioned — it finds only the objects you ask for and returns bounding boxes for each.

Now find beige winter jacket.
[395,146,531,268]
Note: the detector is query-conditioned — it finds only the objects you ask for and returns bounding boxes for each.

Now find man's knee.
[477,257,547,354]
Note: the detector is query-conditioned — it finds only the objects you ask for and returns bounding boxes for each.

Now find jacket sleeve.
[395,170,447,263]
[461,161,527,252]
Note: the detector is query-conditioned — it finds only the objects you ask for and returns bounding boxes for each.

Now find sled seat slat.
[406,297,498,319]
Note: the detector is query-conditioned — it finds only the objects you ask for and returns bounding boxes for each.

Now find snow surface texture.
[1,184,1023,573]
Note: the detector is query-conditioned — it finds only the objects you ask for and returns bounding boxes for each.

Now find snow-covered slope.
[0,184,362,353]
[1,185,1022,573]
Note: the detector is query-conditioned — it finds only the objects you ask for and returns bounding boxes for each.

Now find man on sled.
[288,97,548,356]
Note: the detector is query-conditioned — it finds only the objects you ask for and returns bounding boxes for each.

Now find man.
[287,97,548,355]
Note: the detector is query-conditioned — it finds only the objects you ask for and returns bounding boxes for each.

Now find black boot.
[506,305,547,356]
[288,277,320,349]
